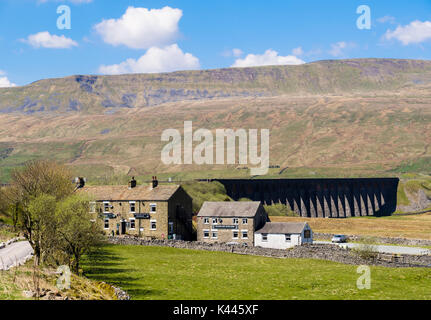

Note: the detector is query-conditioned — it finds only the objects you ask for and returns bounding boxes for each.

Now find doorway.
[121,221,127,235]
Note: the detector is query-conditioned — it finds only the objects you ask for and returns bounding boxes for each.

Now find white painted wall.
[254,225,313,249]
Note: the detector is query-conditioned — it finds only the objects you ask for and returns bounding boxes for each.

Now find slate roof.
[197,201,262,218]
[255,222,308,234]
[79,185,180,201]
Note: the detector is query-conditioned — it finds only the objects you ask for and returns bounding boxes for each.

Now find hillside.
[1,59,431,115]
[0,59,431,182]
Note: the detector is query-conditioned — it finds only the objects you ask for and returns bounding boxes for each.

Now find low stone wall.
[0,236,25,250]
[106,237,431,268]
[314,232,431,247]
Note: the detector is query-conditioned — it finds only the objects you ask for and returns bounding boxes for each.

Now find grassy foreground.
[82,245,431,300]
[271,212,431,240]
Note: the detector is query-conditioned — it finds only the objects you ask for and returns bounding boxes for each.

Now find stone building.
[80,178,194,241]
[196,201,269,246]
[254,222,313,249]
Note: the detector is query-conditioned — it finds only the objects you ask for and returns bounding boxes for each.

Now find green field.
[82,245,431,300]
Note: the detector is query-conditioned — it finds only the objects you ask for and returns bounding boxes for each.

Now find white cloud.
[377,16,396,24]
[231,49,305,68]
[232,48,243,57]
[23,31,78,49]
[0,71,16,88]
[98,44,200,75]
[0,77,16,88]
[222,48,244,58]
[94,6,182,49]
[384,20,431,45]
[292,47,304,56]
[328,42,357,57]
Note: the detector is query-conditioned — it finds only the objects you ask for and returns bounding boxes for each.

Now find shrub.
[351,236,378,261]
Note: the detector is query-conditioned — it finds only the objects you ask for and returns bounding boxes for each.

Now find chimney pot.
[129,177,137,189]
[152,176,158,189]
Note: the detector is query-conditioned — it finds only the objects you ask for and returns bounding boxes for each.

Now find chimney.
[152,176,158,189]
[129,177,137,189]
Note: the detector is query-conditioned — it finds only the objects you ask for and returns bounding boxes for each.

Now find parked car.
[331,235,348,243]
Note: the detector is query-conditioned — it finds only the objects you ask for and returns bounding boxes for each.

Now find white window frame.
[242,218,248,225]
[104,219,110,230]
[262,233,268,242]
[241,230,248,239]
[150,220,157,231]
[150,203,157,213]
[203,229,210,239]
[129,201,136,213]
[129,218,136,230]
[204,218,209,225]
[285,234,291,242]
[233,218,239,225]
[103,201,110,213]
[212,218,218,225]
[232,230,239,240]
[211,231,218,239]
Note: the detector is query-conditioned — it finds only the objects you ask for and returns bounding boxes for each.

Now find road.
[314,241,431,255]
[0,241,33,270]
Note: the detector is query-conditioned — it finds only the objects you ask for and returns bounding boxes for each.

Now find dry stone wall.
[107,236,431,268]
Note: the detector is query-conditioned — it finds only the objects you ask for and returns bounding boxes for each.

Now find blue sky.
[1,0,431,86]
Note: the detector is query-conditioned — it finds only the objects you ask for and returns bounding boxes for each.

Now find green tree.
[56,194,103,274]
[0,188,9,221]
[8,160,74,265]
[26,194,58,266]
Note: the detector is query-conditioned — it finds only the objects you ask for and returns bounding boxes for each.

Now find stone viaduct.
[207,178,399,218]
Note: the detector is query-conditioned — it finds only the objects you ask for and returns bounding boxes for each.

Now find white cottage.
[254,222,313,249]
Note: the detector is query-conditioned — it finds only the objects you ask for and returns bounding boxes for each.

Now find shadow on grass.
[125,288,166,299]
[82,245,166,299]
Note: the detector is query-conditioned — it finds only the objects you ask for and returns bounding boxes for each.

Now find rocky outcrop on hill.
[1,59,431,115]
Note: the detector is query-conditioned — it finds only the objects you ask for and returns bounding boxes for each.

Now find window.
[203,230,210,239]
[262,234,268,242]
[211,231,218,239]
[150,220,157,230]
[212,218,218,225]
[241,230,248,239]
[204,218,209,224]
[129,202,136,213]
[233,218,239,225]
[104,219,109,229]
[242,218,248,225]
[129,218,136,230]
[150,204,157,213]
[103,202,110,212]
[89,202,96,213]
[285,234,291,242]
[232,230,239,239]
[304,230,311,239]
